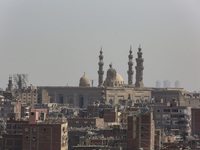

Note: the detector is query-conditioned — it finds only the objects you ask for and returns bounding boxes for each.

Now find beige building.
[39,47,153,108]
[15,85,50,105]
[38,47,200,109]
[16,85,38,105]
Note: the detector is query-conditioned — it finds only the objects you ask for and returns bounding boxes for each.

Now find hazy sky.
[0,0,200,92]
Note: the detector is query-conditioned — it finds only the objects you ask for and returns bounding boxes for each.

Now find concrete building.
[175,80,180,88]
[163,80,170,88]
[15,85,38,105]
[153,99,191,137]
[0,99,21,121]
[156,80,161,88]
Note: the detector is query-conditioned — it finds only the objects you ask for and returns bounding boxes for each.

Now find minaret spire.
[98,47,104,87]
[135,45,144,88]
[7,75,13,91]
[127,46,134,85]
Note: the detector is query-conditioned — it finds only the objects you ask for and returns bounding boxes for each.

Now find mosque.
[39,46,154,108]
[3,45,197,108]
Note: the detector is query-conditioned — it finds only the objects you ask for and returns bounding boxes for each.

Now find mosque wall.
[105,87,152,105]
[38,86,102,108]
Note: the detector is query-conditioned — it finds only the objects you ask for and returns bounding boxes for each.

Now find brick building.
[22,120,68,150]
[6,117,28,135]
[67,118,104,129]
[191,108,200,136]
[87,104,118,123]
[0,117,28,150]
[127,111,155,150]
[0,134,22,150]
[118,107,139,129]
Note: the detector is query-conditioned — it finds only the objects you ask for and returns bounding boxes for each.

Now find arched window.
[128,94,131,100]
[109,99,113,105]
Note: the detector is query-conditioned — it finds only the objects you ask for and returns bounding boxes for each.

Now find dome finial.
[109,63,112,68]
[129,45,132,54]
[138,44,142,52]
[100,46,103,54]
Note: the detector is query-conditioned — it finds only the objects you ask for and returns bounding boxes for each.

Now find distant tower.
[127,46,134,85]
[156,80,161,88]
[13,74,28,90]
[163,80,170,88]
[135,45,144,88]
[98,48,104,87]
[175,80,180,88]
[7,75,13,91]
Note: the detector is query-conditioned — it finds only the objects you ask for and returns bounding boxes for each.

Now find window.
[76,121,79,123]
[32,136,36,141]
[157,110,160,112]
[25,136,29,139]
[163,109,170,112]
[172,109,178,112]
[84,121,88,123]
[44,128,46,131]
[171,115,179,118]
[156,115,160,118]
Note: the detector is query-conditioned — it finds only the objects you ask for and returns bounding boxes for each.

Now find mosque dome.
[116,73,124,84]
[79,73,90,87]
[104,64,125,87]
[106,64,117,79]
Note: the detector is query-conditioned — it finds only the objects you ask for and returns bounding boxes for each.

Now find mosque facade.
[39,46,153,108]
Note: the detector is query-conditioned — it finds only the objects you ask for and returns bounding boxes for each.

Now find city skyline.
[0,1,200,92]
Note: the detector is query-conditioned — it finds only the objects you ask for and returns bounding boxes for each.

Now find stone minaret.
[135,45,144,88]
[98,48,104,87]
[7,76,13,91]
[127,46,134,85]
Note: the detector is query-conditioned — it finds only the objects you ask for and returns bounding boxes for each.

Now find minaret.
[127,46,134,85]
[98,48,104,87]
[135,45,144,88]
[7,76,13,91]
